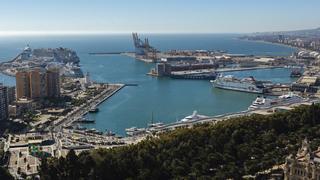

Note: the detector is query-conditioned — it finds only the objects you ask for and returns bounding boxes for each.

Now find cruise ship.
[210,75,266,94]
[248,92,306,110]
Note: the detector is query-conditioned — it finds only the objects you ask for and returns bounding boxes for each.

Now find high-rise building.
[7,86,16,104]
[16,71,30,99]
[29,68,47,99]
[15,68,60,100]
[0,84,9,121]
[46,69,60,98]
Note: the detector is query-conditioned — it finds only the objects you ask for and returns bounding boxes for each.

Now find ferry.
[211,74,266,94]
[180,111,209,122]
[248,92,306,110]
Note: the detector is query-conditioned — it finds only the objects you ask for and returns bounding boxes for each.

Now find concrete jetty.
[215,66,284,73]
[53,84,125,131]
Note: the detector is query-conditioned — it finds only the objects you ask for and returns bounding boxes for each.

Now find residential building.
[46,68,60,98]
[15,68,60,100]
[29,68,47,99]
[0,84,9,121]
[7,86,16,104]
[16,71,30,99]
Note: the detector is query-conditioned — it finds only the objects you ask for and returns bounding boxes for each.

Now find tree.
[39,104,320,179]
[0,167,13,180]
[65,149,80,179]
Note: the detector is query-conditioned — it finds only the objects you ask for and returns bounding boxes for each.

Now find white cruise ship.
[210,75,265,94]
[248,92,306,110]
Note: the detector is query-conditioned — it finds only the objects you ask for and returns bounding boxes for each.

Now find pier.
[215,66,284,73]
[88,52,134,55]
[52,84,125,131]
[147,99,320,134]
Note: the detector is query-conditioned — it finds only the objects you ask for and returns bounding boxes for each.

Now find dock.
[53,84,125,131]
[215,66,284,73]
[124,83,139,87]
[88,52,134,55]
[146,99,320,134]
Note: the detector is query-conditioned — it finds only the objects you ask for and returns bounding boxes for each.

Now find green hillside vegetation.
[39,104,320,179]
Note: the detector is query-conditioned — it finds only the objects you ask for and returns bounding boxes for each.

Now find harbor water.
[0,34,297,135]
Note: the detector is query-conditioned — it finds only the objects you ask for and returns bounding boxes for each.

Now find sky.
[0,0,319,35]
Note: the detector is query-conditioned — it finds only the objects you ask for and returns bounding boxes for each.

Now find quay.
[147,99,320,134]
[124,83,138,87]
[53,84,125,131]
[88,51,134,55]
[215,65,284,73]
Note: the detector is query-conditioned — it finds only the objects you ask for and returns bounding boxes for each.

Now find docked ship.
[210,75,266,94]
[180,111,209,122]
[248,92,306,110]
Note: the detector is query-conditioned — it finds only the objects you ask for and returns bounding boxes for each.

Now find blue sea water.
[0,34,297,135]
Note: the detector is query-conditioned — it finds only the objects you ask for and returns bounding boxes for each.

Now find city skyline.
[0,0,319,35]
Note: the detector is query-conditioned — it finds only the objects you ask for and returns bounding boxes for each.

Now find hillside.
[39,104,320,179]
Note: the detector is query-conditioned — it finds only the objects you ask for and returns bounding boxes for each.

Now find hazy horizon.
[1,0,320,35]
[0,27,319,37]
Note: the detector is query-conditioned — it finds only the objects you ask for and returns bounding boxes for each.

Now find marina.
[131,98,320,135]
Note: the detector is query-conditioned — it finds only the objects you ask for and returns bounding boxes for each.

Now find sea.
[0,34,297,135]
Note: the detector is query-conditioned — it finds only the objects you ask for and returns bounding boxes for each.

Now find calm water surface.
[0,34,297,135]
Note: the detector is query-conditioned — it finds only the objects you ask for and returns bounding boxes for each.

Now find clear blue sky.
[0,0,319,34]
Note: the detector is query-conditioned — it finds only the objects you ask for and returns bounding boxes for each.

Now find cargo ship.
[210,75,266,94]
[248,92,306,110]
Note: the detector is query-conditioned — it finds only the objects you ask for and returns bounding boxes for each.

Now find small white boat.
[148,122,164,128]
[180,111,209,122]
[125,127,146,136]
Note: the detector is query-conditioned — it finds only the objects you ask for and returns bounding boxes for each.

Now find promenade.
[53,84,125,131]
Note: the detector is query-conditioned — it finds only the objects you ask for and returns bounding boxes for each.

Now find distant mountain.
[253,27,320,37]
